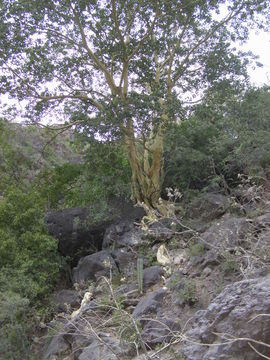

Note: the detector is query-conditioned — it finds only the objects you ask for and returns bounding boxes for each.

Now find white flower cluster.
[166,187,182,202]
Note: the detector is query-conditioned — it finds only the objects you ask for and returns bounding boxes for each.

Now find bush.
[0,188,60,358]
[164,87,270,193]
[77,137,131,203]
[0,292,30,359]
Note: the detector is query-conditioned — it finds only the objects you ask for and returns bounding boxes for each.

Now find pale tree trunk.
[124,122,164,208]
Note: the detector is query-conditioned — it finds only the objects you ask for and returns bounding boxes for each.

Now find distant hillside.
[0,119,82,191]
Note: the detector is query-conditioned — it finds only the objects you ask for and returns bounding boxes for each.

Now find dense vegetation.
[1,84,270,358]
[0,189,60,358]
[0,0,270,358]
[164,85,270,194]
[1,0,269,206]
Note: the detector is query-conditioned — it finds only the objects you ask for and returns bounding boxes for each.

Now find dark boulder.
[45,206,104,260]
[52,289,80,312]
[255,212,270,228]
[141,317,181,347]
[187,193,230,222]
[147,218,175,241]
[78,336,133,360]
[133,289,168,319]
[43,334,70,359]
[143,266,164,290]
[200,214,251,250]
[102,220,144,249]
[45,200,145,262]
[72,249,135,285]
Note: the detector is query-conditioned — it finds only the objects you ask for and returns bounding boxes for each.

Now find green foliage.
[164,117,218,190]
[178,279,197,306]
[0,292,31,360]
[0,119,32,191]
[0,188,60,358]
[38,162,84,208]
[1,0,269,204]
[82,138,132,202]
[0,188,60,300]
[164,86,270,193]
[188,243,206,258]
[221,252,239,274]
[0,119,131,210]
[37,136,131,209]
[0,119,81,195]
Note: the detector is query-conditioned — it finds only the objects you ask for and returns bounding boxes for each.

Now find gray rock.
[72,250,115,284]
[133,289,168,318]
[203,267,212,277]
[43,334,70,359]
[147,218,175,241]
[143,266,164,289]
[72,249,135,285]
[181,276,270,359]
[200,250,220,268]
[78,336,132,360]
[167,271,184,290]
[256,229,270,248]
[71,334,94,359]
[102,220,144,249]
[201,215,251,249]
[44,323,95,360]
[45,206,103,260]
[169,275,197,307]
[53,289,80,312]
[141,318,181,347]
[255,212,270,228]
[187,193,230,221]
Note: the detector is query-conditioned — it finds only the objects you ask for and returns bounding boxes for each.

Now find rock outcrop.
[187,192,230,221]
[45,200,145,262]
[181,276,270,360]
[72,249,135,284]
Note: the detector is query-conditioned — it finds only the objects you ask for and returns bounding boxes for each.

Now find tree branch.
[111,0,126,47]
[36,93,104,111]
[70,3,120,96]
[173,3,246,85]
[128,1,159,61]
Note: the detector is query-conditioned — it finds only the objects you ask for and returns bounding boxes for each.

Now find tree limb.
[173,3,246,85]
[128,1,159,61]
[70,3,120,96]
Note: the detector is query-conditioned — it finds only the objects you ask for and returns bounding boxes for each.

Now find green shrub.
[188,243,205,257]
[0,188,60,358]
[178,279,197,306]
[164,87,270,193]
[221,252,239,274]
[0,292,31,360]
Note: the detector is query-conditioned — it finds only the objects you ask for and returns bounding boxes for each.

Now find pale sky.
[242,30,270,86]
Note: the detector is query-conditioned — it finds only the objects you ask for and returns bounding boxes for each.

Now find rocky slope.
[0,120,81,191]
[37,190,270,360]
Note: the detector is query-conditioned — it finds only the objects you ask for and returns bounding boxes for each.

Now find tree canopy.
[0,0,269,207]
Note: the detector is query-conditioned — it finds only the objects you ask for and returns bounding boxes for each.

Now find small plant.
[137,257,144,295]
[215,275,225,294]
[188,242,205,257]
[221,252,239,274]
[169,348,186,360]
[137,243,157,266]
[178,279,197,306]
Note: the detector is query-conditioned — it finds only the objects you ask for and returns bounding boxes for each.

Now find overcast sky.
[242,29,270,86]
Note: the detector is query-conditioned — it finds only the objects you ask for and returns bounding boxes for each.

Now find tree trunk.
[124,124,164,208]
